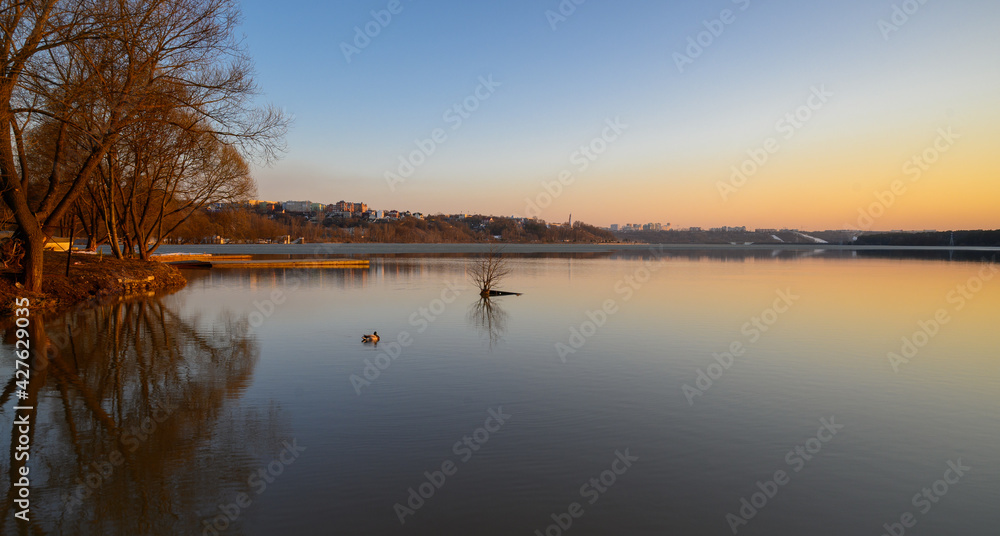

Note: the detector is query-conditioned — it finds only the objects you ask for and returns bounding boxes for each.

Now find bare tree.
[0,0,288,291]
[469,243,512,296]
[0,0,106,290]
[86,112,256,259]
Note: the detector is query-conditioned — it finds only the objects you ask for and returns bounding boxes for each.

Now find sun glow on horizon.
[243,0,1000,231]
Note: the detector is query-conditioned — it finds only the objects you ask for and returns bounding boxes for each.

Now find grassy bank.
[0,251,186,316]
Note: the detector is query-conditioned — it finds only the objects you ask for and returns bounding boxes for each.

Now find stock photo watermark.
[545,0,588,31]
[673,0,751,73]
[532,450,639,536]
[717,85,833,201]
[340,0,413,63]
[846,126,960,231]
[236,244,465,396]
[879,458,971,536]
[10,298,34,521]
[683,288,800,405]
[350,279,465,394]
[62,399,182,514]
[201,439,307,535]
[555,245,667,362]
[878,0,934,41]
[394,407,511,524]
[524,117,628,219]
[888,260,996,373]
[726,417,844,534]
[385,75,502,192]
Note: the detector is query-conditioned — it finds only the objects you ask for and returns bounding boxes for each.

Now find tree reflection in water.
[467,296,510,349]
[0,296,283,535]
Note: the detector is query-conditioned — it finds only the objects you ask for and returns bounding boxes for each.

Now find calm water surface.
[1,249,998,535]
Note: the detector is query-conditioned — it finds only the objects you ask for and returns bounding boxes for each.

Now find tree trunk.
[17,226,45,292]
[103,194,124,259]
[0,185,46,292]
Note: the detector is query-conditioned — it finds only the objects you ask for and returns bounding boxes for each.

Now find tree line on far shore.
[853,230,1000,248]
[164,209,618,244]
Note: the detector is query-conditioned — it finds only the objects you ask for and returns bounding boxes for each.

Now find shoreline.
[4,243,996,318]
[150,242,1000,255]
[0,251,187,317]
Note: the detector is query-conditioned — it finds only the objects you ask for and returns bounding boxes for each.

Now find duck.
[362,331,380,343]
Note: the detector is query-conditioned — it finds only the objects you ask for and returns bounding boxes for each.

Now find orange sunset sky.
[239,0,1000,230]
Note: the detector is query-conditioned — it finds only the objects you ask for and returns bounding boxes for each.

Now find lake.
[1,246,998,535]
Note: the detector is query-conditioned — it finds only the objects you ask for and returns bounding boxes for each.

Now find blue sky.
[237,0,1000,229]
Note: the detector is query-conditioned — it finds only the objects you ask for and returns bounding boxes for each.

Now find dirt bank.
[0,251,186,316]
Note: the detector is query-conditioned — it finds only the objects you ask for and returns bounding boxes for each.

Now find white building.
[283,201,312,213]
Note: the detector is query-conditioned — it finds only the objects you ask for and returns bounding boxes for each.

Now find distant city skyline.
[238,197,964,234]
[238,0,999,231]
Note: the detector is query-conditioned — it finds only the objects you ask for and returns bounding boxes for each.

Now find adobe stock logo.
[672,0,751,73]
[845,126,960,232]
[880,459,971,536]
[384,76,501,192]
[878,0,933,41]
[532,450,639,536]
[725,417,844,534]
[682,288,799,405]
[340,0,413,63]
[717,85,832,201]
[545,0,587,31]
[887,261,996,373]
[524,117,627,220]
[393,407,511,525]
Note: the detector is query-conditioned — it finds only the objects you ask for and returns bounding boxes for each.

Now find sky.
[236,0,1000,231]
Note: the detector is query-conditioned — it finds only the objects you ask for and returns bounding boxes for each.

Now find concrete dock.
[152,254,252,263]
[209,259,369,269]
[152,254,369,269]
